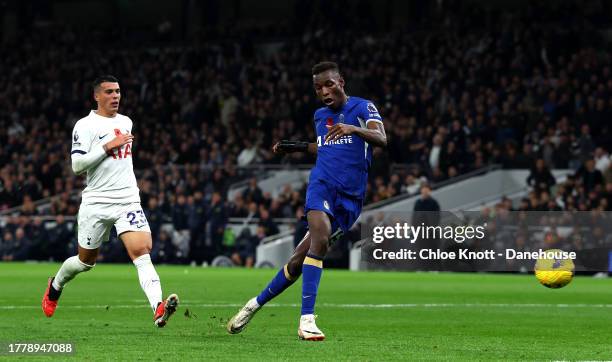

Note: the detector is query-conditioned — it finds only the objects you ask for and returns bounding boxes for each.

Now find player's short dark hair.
[92,75,119,92]
[312,61,340,76]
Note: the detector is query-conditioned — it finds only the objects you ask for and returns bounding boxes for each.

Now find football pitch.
[1,263,612,361]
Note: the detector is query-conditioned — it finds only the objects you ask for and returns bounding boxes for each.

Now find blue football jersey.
[309,96,383,198]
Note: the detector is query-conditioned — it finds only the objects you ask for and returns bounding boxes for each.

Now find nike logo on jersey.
[99,134,108,140]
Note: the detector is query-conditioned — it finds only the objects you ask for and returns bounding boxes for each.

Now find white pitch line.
[3,303,612,310]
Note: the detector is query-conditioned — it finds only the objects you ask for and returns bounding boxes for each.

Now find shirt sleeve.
[361,100,383,125]
[70,121,107,175]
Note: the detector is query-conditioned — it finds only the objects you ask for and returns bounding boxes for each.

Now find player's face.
[94,82,121,115]
[313,70,345,109]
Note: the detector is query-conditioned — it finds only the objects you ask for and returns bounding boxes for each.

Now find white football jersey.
[71,110,140,204]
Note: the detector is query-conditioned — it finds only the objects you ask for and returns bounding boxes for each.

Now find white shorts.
[77,202,151,249]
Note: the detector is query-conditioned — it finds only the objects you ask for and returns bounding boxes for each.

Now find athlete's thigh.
[332,194,362,236]
[304,179,335,220]
[114,202,152,259]
[114,202,150,235]
[306,210,332,242]
[77,203,113,250]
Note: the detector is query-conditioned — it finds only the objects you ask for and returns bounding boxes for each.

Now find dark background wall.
[5,0,610,43]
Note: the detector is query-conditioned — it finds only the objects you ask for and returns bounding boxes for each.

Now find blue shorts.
[304,179,363,235]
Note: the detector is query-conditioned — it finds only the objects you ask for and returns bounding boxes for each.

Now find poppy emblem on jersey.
[326,117,334,126]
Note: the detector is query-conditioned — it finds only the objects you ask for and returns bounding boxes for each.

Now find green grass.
[1,262,612,361]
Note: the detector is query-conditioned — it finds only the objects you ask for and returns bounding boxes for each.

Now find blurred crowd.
[487,151,612,214]
[477,151,612,271]
[2,1,612,264]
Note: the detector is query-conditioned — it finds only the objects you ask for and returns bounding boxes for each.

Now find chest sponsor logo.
[317,135,353,146]
[106,128,132,159]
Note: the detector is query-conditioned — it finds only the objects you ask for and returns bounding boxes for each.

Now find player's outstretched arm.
[325,121,387,147]
[273,140,317,155]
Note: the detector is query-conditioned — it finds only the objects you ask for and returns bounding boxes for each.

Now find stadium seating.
[1,0,611,265]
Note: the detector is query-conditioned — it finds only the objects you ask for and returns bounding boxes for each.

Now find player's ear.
[338,76,345,88]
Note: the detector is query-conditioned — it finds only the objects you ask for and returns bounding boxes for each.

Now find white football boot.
[298,314,325,341]
[227,297,261,334]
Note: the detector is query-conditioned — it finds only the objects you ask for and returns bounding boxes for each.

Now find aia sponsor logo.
[106,128,132,159]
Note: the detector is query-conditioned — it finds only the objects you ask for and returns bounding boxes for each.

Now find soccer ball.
[534,249,574,289]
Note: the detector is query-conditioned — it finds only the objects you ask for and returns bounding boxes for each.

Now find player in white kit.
[41,76,179,327]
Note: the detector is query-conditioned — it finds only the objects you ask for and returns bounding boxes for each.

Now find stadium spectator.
[5,227,31,261]
[145,197,164,239]
[402,173,424,196]
[228,194,249,218]
[26,218,45,259]
[230,227,259,267]
[527,159,556,194]
[151,230,180,264]
[428,134,444,172]
[594,147,610,172]
[242,178,264,205]
[413,184,441,214]
[186,192,207,264]
[208,191,228,258]
[258,209,279,237]
[412,183,442,265]
[1,231,14,260]
[575,159,605,193]
[46,215,72,261]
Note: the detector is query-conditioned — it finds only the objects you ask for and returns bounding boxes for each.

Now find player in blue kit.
[227,61,386,341]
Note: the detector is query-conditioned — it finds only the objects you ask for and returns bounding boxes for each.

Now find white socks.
[52,255,94,290]
[133,254,162,311]
[52,254,162,312]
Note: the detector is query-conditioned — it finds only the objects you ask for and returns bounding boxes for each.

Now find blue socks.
[254,253,324,316]
[256,264,298,306]
[301,253,323,315]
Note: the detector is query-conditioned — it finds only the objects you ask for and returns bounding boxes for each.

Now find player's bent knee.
[77,253,97,267]
[131,246,151,258]
[77,257,95,271]
[309,237,329,256]
[287,260,303,277]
